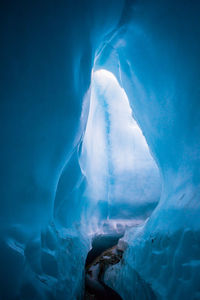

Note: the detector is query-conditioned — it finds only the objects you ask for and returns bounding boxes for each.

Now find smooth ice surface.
[0,1,125,299]
[99,1,200,299]
[1,0,200,299]
[80,69,161,225]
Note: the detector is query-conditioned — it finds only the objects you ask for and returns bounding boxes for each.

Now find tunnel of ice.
[1,0,200,299]
[80,69,161,232]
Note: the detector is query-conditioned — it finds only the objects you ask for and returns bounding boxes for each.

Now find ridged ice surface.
[104,223,200,299]
[1,0,200,299]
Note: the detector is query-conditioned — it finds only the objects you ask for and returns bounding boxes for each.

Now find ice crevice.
[1,0,200,299]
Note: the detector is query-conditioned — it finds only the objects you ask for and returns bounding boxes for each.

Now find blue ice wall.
[0,1,125,299]
[100,1,200,299]
[1,0,200,299]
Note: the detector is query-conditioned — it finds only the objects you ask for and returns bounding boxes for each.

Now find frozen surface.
[80,69,161,224]
[101,0,200,299]
[1,0,200,299]
[104,223,200,299]
[0,1,125,299]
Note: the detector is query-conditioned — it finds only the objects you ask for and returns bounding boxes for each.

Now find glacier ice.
[100,1,200,299]
[0,1,125,299]
[1,0,200,299]
[80,69,161,226]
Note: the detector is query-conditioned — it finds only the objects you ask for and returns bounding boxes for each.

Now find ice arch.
[1,1,200,300]
[80,69,161,228]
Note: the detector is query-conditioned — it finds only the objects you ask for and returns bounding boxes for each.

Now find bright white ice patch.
[80,69,161,225]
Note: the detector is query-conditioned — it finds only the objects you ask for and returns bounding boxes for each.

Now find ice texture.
[100,0,200,299]
[0,1,124,299]
[1,0,200,299]
[80,69,161,223]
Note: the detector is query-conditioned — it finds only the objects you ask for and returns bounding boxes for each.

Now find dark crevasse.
[84,233,123,300]
[84,231,156,300]
[86,234,123,267]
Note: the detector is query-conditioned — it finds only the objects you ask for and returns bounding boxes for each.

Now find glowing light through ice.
[80,69,161,223]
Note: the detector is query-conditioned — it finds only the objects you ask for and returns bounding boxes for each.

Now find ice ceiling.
[1,0,200,299]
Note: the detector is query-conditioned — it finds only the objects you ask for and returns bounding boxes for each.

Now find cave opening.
[80,68,161,235]
[1,1,200,299]
[81,69,161,299]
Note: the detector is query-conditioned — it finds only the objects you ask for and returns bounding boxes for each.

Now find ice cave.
[1,0,200,299]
